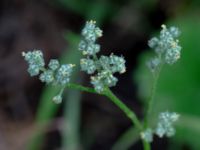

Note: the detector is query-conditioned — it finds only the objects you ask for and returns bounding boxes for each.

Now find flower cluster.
[155,111,179,138]
[78,20,126,93]
[141,111,179,142]
[147,25,181,72]
[141,128,153,143]
[78,20,102,55]
[22,50,74,103]
[22,51,45,76]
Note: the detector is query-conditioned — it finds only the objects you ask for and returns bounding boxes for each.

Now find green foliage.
[62,32,83,150]
[56,0,117,23]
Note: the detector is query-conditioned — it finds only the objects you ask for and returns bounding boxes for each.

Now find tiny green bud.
[55,64,74,85]
[80,58,97,74]
[148,37,159,49]
[109,54,126,74]
[39,70,54,84]
[52,95,62,104]
[148,24,182,69]
[48,59,59,71]
[147,57,161,73]
[141,128,153,143]
[91,76,104,93]
[155,111,179,138]
[22,50,45,76]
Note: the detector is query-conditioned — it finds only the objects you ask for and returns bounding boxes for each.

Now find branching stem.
[104,88,143,131]
[66,83,151,150]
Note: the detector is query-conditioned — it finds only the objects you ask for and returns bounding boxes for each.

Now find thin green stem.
[104,88,143,131]
[142,140,151,150]
[67,83,150,150]
[67,83,142,130]
[66,83,98,94]
[104,88,151,150]
[144,63,163,128]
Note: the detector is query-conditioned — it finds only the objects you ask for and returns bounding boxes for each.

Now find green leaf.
[62,32,82,150]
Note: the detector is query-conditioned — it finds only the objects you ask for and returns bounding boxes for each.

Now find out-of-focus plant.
[134,14,200,150]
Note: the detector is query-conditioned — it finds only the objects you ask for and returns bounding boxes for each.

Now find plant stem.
[144,63,163,128]
[104,88,151,150]
[67,83,98,94]
[142,140,151,150]
[104,88,143,131]
[67,83,142,130]
[67,83,151,150]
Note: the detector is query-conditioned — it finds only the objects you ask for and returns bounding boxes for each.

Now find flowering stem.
[104,88,143,131]
[67,83,151,150]
[144,63,163,128]
[142,140,151,150]
[66,83,98,94]
[67,83,142,130]
[104,88,151,150]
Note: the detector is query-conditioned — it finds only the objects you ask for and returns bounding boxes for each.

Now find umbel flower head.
[22,50,45,76]
[155,111,179,138]
[141,111,179,143]
[141,128,153,143]
[147,25,182,72]
[22,50,75,103]
[79,20,126,93]
[78,20,102,56]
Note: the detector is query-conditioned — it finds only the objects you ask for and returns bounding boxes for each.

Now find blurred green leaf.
[27,84,61,150]
[58,0,87,14]
[62,31,82,150]
[57,0,121,24]
[111,127,139,150]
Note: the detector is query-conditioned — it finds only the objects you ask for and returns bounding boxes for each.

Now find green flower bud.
[52,95,62,104]
[22,50,45,76]
[39,70,54,84]
[55,64,74,85]
[80,58,97,74]
[155,111,179,138]
[141,128,153,143]
[48,59,59,71]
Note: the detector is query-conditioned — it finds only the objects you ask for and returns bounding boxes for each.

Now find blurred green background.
[0,0,200,150]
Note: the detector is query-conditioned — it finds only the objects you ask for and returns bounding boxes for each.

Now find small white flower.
[141,128,153,142]
[155,111,179,138]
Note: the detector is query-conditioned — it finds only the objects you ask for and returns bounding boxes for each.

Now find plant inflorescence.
[141,24,181,144]
[79,20,126,93]
[22,20,182,150]
[22,51,75,103]
[147,25,181,73]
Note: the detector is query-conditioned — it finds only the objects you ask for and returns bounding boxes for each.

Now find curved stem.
[104,88,151,150]
[67,83,142,130]
[67,83,150,150]
[104,88,143,131]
